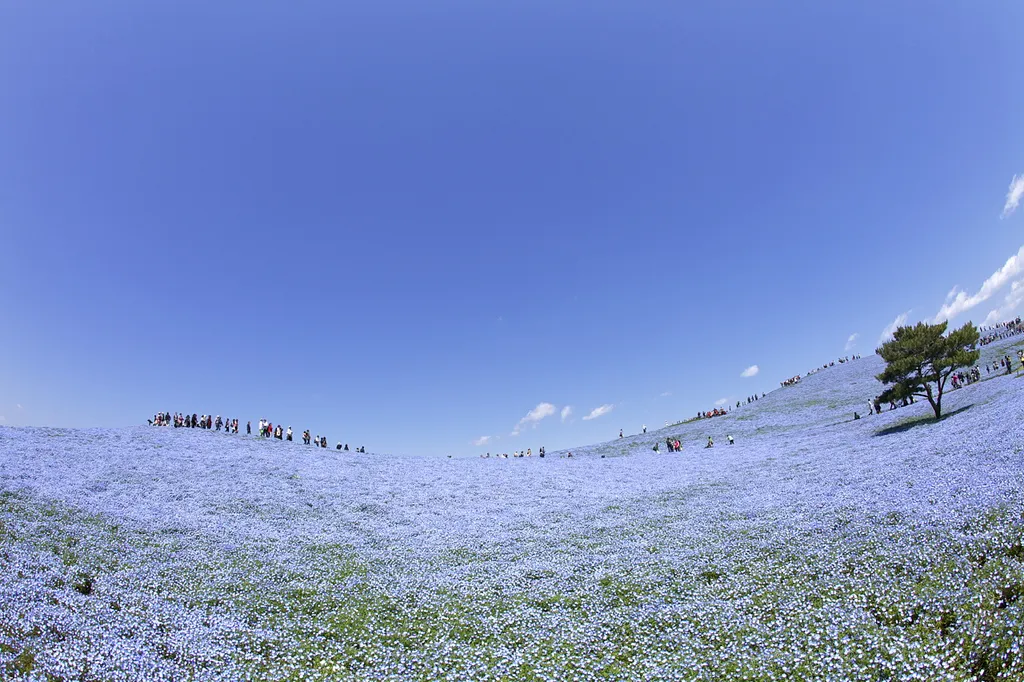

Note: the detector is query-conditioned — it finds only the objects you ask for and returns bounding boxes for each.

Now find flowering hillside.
[2,339,1024,681]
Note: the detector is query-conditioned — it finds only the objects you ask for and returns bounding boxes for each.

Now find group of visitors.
[951,367,982,389]
[148,412,366,454]
[865,394,916,415]
[991,353,1022,375]
[735,394,763,408]
[653,434,733,453]
[657,437,682,452]
[149,413,243,432]
[781,355,864,389]
[481,447,545,459]
[979,317,1022,346]
[257,419,291,440]
[696,407,729,419]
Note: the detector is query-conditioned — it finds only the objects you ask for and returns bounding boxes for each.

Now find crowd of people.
[697,407,729,419]
[653,434,733,453]
[782,355,864,388]
[989,353,1023,376]
[149,413,242,431]
[147,412,366,454]
[980,317,1022,346]
[481,447,545,459]
[951,367,982,389]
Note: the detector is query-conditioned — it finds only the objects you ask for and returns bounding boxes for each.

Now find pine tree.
[875,320,980,419]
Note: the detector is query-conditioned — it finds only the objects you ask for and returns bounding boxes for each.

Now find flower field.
[2,341,1024,681]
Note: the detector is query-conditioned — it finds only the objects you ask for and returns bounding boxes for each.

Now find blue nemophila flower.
[1,340,1024,680]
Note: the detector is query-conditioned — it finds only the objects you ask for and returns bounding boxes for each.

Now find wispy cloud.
[472,435,491,447]
[714,397,730,406]
[740,365,759,378]
[582,404,614,421]
[16,404,22,410]
[983,278,1024,326]
[879,311,910,344]
[659,391,672,398]
[1002,174,1024,219]
[933,245,1024,323]
[560,405,573,423]
[511,402,556,435]
[844,333,859,352]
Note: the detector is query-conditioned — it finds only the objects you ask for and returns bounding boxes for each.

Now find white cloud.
[16,404,22,409]
[582,404,614,421]
[983,278,1024,326]
[511,402,557,435]
[472,435,491,447]
[844,333,859,352]
[1002,174,1024,219]
[659,391,672,398]
[879,311,911,344]
[714,397,730,406]
[740,365,759,378]
[933,245,1024,323]
[560,405,573,423]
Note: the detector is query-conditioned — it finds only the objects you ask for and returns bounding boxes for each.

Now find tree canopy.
[875,320,980,419]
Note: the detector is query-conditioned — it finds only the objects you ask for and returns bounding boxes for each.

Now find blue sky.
[1,1,1022,455]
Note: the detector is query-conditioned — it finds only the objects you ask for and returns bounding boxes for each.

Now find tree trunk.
[925,382,941,419]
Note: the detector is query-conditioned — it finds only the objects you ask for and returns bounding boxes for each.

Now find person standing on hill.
[286,426,293,441]
[867,400,874,416]
[619,429,624,438]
